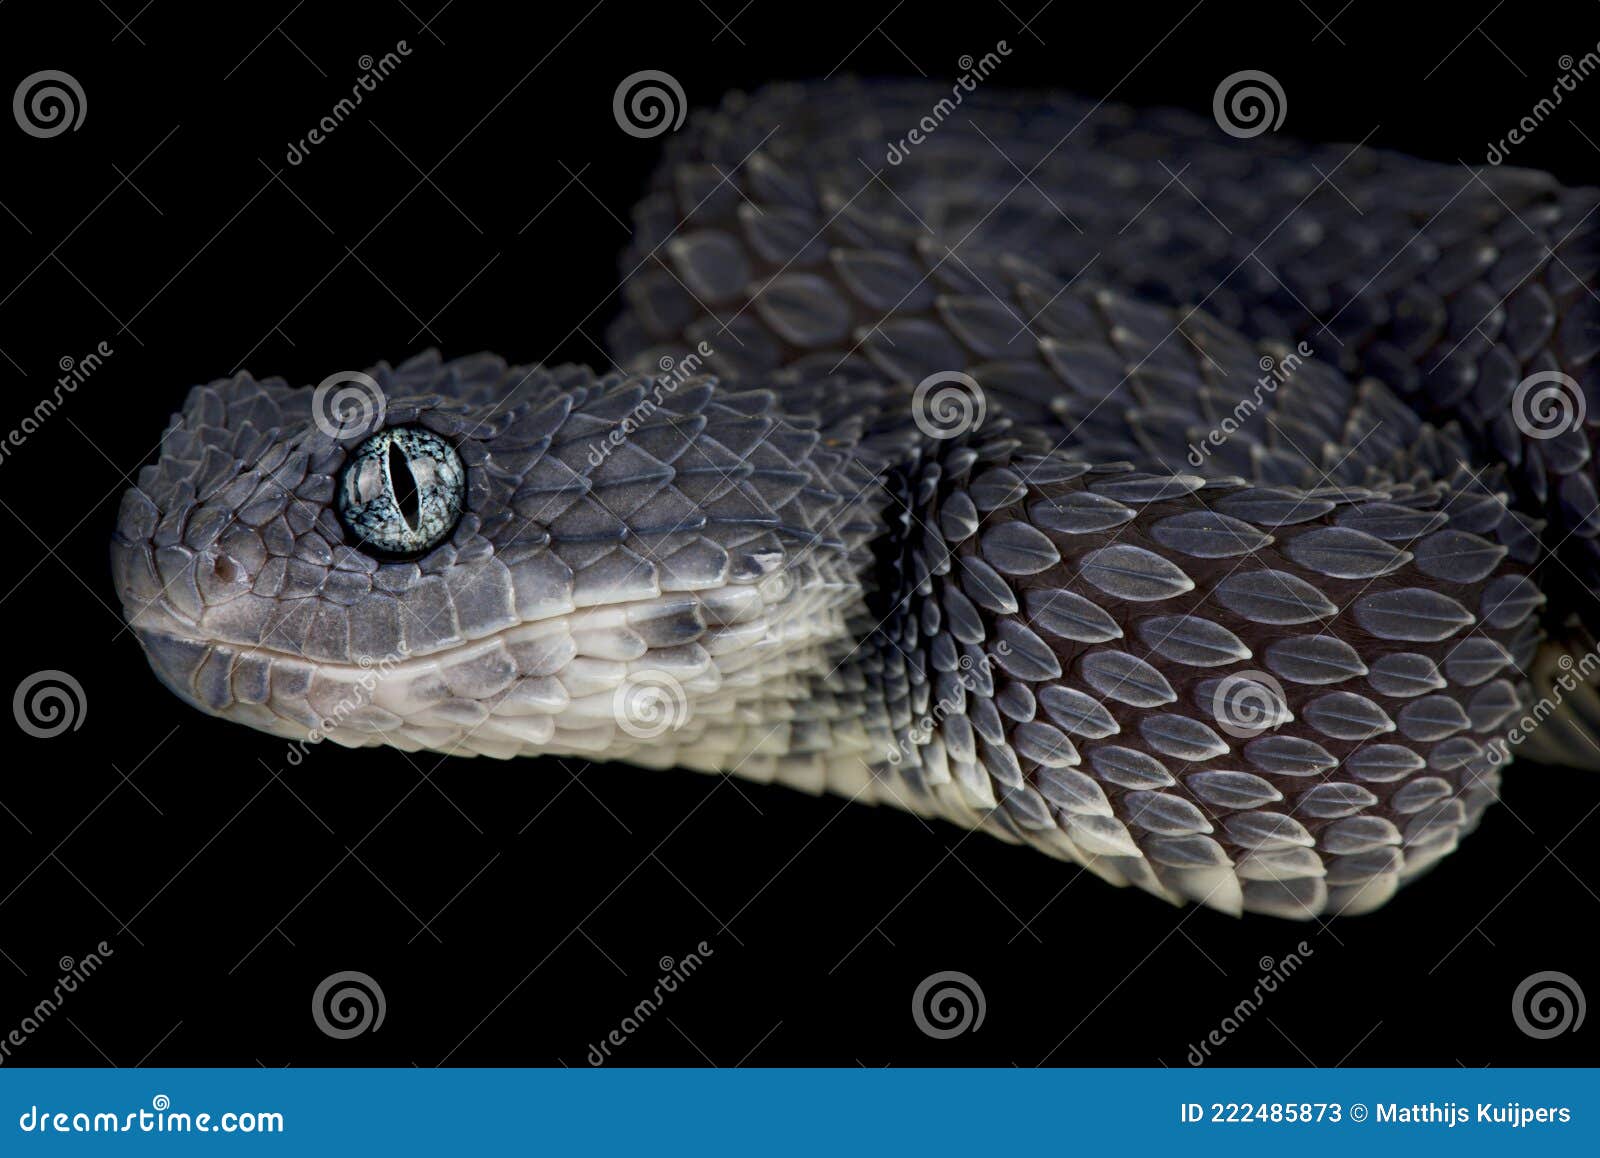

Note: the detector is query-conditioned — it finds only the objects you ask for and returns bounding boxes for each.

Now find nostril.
[212,556,238,583]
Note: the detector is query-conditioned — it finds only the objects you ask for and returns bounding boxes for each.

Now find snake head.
[110,351,881,762]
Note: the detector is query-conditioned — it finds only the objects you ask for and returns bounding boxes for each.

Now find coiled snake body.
[112,81,1600,919]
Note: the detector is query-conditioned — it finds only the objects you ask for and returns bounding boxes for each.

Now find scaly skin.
[114,81,1581,919]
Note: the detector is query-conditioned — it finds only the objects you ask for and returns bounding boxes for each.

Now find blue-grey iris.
[336,426,464,556]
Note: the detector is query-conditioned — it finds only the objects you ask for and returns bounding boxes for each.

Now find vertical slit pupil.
[388,439,420,532]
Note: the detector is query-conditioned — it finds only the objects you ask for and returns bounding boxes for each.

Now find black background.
[0,0,1596,1068]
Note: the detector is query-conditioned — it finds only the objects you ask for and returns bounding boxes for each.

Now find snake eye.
[336,426,464,556]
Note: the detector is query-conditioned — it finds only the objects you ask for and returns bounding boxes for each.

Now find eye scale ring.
[336,426,464,556]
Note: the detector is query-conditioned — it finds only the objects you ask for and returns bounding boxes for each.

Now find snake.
[111,79,1600,920]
